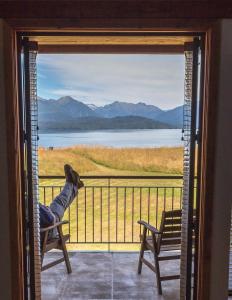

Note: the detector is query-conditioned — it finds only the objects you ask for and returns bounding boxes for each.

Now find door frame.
[4,20,221,300]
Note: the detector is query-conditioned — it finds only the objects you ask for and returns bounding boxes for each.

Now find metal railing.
[39,175,184,247]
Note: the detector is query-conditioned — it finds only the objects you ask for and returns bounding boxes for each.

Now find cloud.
[37,54,185,109]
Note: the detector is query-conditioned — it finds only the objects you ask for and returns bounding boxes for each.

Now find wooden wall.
[0,2,231,299]
[0,1,231,30]
[0,1,231,19]
[0,19,24,300]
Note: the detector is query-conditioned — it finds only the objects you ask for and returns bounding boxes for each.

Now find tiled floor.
[41,252,180,300]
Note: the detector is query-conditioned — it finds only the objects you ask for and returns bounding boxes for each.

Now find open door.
[180,38,202,300]
[20,38,41,300]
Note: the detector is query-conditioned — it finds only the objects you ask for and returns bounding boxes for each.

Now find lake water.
[39,129,183,148]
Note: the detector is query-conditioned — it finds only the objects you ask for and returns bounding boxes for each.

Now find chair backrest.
[157,209,196,253]
[157,210,182,253]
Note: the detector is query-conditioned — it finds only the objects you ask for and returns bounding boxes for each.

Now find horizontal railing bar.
[65,242,141,244]
[39,175,185,180]
[39,185,184,189]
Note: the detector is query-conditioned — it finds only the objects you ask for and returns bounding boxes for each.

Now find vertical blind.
[180,49,193,299]
[24,40,41,299]
[29,48,41,299]
[180,44,197,300]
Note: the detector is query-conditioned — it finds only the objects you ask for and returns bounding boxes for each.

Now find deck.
[42,251,179,300]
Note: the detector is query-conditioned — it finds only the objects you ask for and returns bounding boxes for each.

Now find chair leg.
[138,244,145,274]
[62,243,72,274]
[153,252,162,295]
[152,234,162,295]
[41,231,48,269]
[138,226,147,274]
[58,226,72,274]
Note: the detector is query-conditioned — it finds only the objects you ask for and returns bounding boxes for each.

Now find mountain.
[95,101,162,119]
[87,103,98,110]
[38,96,97,123]
[38,96,183,130]
[95,101,183,128]
[155,105,183,128]
[39,116,174,131]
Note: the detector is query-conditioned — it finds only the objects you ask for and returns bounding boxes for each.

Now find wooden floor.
[41,251,180,299]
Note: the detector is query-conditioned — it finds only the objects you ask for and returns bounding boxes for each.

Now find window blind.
[23,39,41,299]
[180,40,199,300]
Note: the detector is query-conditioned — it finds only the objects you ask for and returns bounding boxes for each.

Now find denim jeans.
[49,182,78,221]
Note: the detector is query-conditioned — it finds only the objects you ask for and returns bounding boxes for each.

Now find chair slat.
[163,225,181,232]
[161,238,181,246]
[164,218,182,225]
[164,210,182,217]
[162,232,181,239]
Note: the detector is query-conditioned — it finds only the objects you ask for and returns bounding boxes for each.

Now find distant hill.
[39,116,174,131]
[155,106,183,128]
[38,96,183,130]
[95,101,162,119]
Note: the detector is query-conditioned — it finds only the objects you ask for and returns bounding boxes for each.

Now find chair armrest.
[137,220,161,234]
[40,220,69,233]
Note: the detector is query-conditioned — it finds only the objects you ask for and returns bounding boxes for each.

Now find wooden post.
[0,19,24,300]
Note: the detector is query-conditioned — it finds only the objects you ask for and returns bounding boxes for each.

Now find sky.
[37,54,185,110]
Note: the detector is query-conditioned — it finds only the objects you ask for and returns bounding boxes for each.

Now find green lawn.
[39,146,184,251]
[39,177,183,251]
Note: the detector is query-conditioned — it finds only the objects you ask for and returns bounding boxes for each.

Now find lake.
[38,129,183,148]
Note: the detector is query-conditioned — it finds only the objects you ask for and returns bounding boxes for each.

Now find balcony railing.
[39,175,184,250]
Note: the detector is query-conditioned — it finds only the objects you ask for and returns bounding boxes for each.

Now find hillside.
[39,115,174,131]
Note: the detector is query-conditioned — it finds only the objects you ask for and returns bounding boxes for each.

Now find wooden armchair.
[138,210,186,295]
[40,220,72,273]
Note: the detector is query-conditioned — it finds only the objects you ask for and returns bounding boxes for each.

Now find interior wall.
[209,19,232,300]
[0,19,12,300]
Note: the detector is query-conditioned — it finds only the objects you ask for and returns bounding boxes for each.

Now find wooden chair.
[40,220,72,273]
[138,209,195,295]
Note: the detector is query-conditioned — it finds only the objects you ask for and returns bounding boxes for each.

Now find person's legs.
[49,182,78,221]
[48,164,84,221]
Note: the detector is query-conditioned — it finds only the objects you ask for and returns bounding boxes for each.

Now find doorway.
[18,32,204,300]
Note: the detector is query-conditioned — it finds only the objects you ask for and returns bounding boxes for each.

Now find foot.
[72,170,84,189]
[64,164,74,183]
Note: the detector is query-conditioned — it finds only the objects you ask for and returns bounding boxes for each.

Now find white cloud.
[37,54,185,109]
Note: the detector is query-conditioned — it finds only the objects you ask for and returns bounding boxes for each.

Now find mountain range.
[38,96,183,131]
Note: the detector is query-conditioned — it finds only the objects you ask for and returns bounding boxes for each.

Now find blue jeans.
[50,182,78,221]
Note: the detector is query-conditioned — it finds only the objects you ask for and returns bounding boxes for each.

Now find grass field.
[39,146,184,251]
[39,145,183,176]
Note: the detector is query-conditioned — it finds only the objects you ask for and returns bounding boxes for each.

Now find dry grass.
[38,147,97,175]
[39,146,183,176]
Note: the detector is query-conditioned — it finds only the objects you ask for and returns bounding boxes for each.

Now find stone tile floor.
[42,252,180,300]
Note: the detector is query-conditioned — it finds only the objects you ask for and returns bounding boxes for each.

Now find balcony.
[42,252,179,299]
[40,175,183,298]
